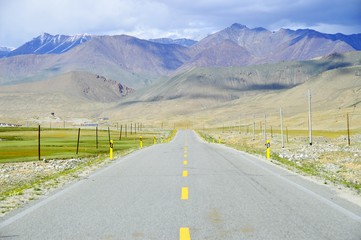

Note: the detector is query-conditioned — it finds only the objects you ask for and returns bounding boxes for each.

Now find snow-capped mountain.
[1,23,361,88]
[5,33,91,57]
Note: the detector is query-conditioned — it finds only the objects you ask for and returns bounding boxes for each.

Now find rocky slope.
[128,51,361,103]
[185,23,358,68]
[0,71,134,119]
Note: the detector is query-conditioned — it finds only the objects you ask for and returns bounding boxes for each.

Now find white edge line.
[217,142,361,223]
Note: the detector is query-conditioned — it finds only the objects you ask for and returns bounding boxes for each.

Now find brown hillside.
[0,72,132,119]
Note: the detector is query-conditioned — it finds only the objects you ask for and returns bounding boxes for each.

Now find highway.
[1,130,361,239]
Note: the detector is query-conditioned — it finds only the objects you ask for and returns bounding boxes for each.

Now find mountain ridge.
[1,23,360,89]
[123,51,361,103]
[2,23,360,59]
[5,33,91,57]
[186,23,358,68]
[148,38,197,47]
[0,52,360,128]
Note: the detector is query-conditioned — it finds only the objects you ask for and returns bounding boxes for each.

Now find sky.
[0,0,360,48]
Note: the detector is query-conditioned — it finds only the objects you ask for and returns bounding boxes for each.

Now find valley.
[1,1,361,237]
[1,49,360,133]
[1,24,360,185]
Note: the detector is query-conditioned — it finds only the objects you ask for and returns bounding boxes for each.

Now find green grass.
[0,127,177,202]
[0,127,162,163]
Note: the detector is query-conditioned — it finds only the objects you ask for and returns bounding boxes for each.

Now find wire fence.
[0,123,172,163]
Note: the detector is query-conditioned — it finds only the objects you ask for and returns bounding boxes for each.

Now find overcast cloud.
[0,0,360,48]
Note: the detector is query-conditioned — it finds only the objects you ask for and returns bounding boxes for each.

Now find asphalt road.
[1,130,361,239]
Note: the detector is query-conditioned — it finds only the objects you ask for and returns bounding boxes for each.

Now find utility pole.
[280,107,284,148]
[119,124,122,140]
[245,114,248,134]
[264,113,267,142]
[96,126,98,149]
[347,113,351,146]
[252,114,255,140]
[38,125,41,160]
[308,89,313,146]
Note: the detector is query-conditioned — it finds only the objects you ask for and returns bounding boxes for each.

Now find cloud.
[0,0,360,47]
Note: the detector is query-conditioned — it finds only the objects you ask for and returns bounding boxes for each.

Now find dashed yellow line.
[180,144,190,239]
[181,187,189,200]
[179,227,191,240]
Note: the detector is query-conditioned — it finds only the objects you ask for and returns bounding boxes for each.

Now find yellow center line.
[179,227,191,240]
[181,187,189,200]
[180,144,191,240]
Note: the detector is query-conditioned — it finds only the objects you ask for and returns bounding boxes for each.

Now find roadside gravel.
[211,131,361,191]
[0,152,133,217]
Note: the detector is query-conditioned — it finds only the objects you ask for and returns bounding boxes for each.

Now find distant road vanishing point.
[1,130,361,239]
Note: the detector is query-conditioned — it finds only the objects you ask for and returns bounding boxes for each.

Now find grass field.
[0,126,175,213]
[0,127,169,163]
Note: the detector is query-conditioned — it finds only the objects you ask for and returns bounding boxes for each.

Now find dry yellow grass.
[199,126,361,192]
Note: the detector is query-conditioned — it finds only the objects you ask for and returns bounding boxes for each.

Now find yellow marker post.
[218,135,221,144]
[266,140,271,159]
[153,136,157,144]
[179,227,191,240]
[109,140,114,160]
[140,136,143,149]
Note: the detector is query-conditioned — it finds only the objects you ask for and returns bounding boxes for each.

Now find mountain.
[0,35,190,88]
[184,23,360,68]
[0,24,360,89]
[0,71,133,101]
[1,52,360,129]
[5,33,91,57]
[0,47,13,58]
[0,71,134,119]
[108,51,361,128]
[149,38,197,47]
[185,39,251,67]
[122,51,361,103]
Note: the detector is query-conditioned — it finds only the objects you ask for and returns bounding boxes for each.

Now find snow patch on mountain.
[3,33,91,58]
